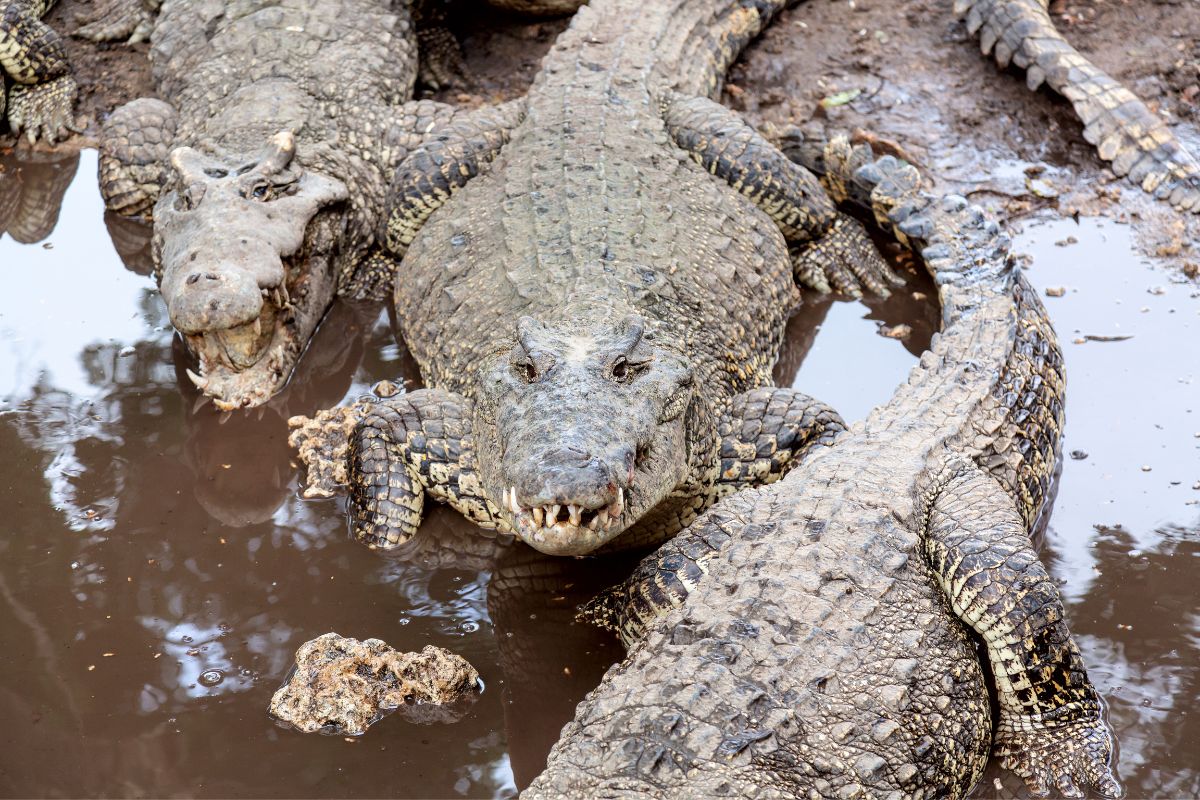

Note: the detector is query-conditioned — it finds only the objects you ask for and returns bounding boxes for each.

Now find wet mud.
[1,1,1198,798]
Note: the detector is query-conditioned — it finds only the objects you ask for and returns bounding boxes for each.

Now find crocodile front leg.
[338,99,526,301]
[383,98,526,257]
[584,389,843,644]
[97,98,178,218]
[1,0,78,143]
[289,388,505,549]
[923,462,1121,798]
[714,387,845,494]
[662,92,903,298]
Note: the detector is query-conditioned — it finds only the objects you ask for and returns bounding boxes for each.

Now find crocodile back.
[395,0,799,401]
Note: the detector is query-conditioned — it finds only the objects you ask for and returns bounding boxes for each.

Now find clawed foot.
[7,76,81,145]
[791,213,905,298]
[74,0,158,43]
[995,713,1121,798]
[287,397,377,498]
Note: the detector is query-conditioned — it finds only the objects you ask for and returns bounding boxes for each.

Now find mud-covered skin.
[0,0,78,143]
[958,0,1200,213]
[292,0,894,556]
[537,143,1119,798]
[96,0,475,410]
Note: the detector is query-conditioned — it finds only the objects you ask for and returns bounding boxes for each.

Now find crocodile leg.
[583,389,842,645]
[579,488,761,647]
[73,0,159,43]
[956,0,1200,212]
[714,386,845,493]
[336,99,526,301]
[661,92,904,298]
[383,98,526,257]
[97,98,178,218]
[297,388,505,549]
[923,462,1121,799]
[1,0,78,143]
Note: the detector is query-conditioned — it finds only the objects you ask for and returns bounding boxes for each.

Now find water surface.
[0,149,1195,797]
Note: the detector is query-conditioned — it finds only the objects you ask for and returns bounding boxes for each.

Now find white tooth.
[618,487,624,512]
[186,368,208,389]
[500,487,508,510]
[532,507,544,527]
[253,317,262,337]
[569,504,581,526]
[597,508,609,528]
[510,488,521,514]
[549,504,561,523]
[587,515,600,531]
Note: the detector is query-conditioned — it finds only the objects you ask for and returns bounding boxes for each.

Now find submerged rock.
[270,633,480,735]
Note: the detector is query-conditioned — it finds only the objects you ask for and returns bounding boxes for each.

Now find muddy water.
[0,149,1195,798]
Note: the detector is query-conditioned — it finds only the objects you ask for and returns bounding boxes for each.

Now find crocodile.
[1,0,78,143]
[94,0,474,410]
[288,0,906,557]
[524,139,1120,798]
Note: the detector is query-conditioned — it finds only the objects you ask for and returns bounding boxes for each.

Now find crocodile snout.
[167,264,264,334]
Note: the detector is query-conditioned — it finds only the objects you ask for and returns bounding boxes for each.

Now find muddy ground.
[2,1,1197,797]
[35,0,1200,277]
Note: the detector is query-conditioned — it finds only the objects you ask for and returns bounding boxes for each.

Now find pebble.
[1045,286,1067,297]
[1069,450,1088,460]
[1141,465,1152,472]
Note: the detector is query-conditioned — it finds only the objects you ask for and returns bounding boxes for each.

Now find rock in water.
[270,633,480,735]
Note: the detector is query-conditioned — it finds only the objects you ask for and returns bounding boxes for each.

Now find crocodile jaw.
[500,486,629,555]
[183,260,333,410]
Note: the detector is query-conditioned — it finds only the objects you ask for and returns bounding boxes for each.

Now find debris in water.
[1070,450,1088,460]
[879,323,912,340]
[820,89,861,109]
[1045,286,1067,297]
[1025,176,1059,198]
[270,633,480,735]
[199,670,224,687]
[1141,465,1152,472]
[1082,334,1134,342]
[1054,236,1078,247]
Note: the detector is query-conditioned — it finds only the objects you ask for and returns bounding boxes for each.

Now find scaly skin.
[0,0,78,143]
[541,140,1119,798]
[96,0,482,410]
[957,0,1200,213]
[290,0,898,556]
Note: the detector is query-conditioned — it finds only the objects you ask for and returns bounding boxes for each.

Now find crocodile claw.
[994,713,1121,799]
[7,76,82,145]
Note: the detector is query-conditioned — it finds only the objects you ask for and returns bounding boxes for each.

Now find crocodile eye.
[610,356,648,384]
[250,183,271,201]
[513,359,537,383]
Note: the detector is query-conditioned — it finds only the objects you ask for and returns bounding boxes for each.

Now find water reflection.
[6,144,1192,799]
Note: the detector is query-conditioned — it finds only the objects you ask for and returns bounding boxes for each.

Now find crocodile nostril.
[204,273,219,281]
[186,273,201,285]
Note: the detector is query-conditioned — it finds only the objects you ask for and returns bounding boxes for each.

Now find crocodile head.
[153,132,349,410]
[476,314,695,556]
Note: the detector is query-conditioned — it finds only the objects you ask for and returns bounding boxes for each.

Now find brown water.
[0,149,1195,798]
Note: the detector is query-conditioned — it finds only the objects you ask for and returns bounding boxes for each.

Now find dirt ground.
[31,0,1200,278]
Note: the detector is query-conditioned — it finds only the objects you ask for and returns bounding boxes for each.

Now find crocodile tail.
[955,0,1200,212]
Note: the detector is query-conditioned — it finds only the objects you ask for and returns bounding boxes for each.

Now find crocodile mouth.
[183,284,299,411]
[500,487,627,555]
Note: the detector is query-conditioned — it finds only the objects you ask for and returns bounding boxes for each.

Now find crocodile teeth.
[568,504,582,526]
[548,504,561,524]
[587,514,600,531]
[186,368,209,390]
[532,506,544,527]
